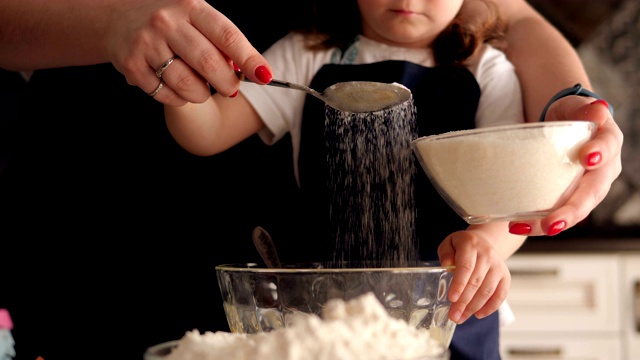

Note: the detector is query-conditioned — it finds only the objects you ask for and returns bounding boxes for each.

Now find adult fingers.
[508,158,620,237]
[107,1,212,106]
[508,97,624,236]
[545,96,623,170]
[151,56,211,105]
[168,3,271,96]
[536,157,620,236]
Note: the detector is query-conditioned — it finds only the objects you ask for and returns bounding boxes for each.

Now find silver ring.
[155,57,176,78]
[148,79,164,97]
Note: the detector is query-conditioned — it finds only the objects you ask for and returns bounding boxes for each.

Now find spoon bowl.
[251,226,281,268]
[236,71,412,113]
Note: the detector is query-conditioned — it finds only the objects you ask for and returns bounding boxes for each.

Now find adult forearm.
[496,0,592,122]
[506,17,592,122]
[0,0,112,71]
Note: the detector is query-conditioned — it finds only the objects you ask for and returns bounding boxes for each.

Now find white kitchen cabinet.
[500,335,620,360]
[500,252,629,360]
[622,253,640,358]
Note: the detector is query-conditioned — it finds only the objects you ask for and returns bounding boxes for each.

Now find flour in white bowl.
[164,292,446,360]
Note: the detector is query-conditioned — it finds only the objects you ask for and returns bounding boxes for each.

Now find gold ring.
[148,79,164,97]
[155,57,176,78]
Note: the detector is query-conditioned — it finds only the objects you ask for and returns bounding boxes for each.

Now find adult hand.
[106,0,272,106]
[508,96,624,236]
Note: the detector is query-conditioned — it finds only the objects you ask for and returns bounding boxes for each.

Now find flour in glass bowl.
[163,293,447,360]
[411,121,597,223]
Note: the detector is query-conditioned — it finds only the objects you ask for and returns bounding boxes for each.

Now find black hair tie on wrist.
[538,83,615,122]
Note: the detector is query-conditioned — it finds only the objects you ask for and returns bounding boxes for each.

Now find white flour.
[324,81,411,113]
[413,122,595,222]
[165,293,445,360]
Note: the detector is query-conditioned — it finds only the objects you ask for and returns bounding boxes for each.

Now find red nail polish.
[586,152,601,166]
[509,223,531,235]
[547,221,566,236]
[232,62,240,71]
[590,99,609,109]
[255,65,272,83]
[230,90,238,98]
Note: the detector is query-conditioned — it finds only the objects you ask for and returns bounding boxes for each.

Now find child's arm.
[164,92,264,156]
[437,223,526,324]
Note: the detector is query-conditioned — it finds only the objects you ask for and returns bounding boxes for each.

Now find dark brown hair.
[292,0,507,66]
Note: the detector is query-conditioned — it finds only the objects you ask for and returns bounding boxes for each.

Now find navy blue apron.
[294,59,501,360]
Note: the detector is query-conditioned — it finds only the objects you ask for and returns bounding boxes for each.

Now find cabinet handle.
[635,280,640,332]
[507,348,562,357]
[510,269,558,277]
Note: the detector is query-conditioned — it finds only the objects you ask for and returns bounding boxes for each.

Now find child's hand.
[437,229,511,324]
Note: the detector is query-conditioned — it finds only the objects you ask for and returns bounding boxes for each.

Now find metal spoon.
[235,70,412,113]
[236,70,325,103]
[252,226,281,268]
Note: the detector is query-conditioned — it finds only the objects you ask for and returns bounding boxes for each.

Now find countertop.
[518,224,640,253]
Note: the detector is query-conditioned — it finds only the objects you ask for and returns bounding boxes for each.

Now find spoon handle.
[234,70,325,101]
[252,226,282,268]
[234,70,289,88]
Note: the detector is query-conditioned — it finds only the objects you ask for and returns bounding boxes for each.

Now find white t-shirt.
[240,33,524,183]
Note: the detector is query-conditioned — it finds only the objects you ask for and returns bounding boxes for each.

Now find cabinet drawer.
[504,253,621,332]
[622,254,640,358]
[500,334,622,360]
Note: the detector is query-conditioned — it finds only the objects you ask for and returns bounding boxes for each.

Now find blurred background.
[527,0,639,231]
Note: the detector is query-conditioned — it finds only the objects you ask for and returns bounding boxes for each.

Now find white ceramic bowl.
[411,121,597,224]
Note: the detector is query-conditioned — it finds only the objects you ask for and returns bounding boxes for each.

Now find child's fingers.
[473,276,510,320]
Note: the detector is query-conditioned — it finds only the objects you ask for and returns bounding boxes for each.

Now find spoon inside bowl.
[252,226,281,268]
[235,70,412,113]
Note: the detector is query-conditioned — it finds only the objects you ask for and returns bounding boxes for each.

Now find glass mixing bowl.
[215,261,456,349]
[143,262,454,360]
[411,121,598,224]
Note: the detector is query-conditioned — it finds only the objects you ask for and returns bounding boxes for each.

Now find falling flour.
[164,293,446,360]
[324,91,419,265]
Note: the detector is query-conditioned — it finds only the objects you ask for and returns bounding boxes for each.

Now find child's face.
[357,0,464,48]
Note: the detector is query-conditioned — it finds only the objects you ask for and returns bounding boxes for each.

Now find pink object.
[0,309,13,330]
